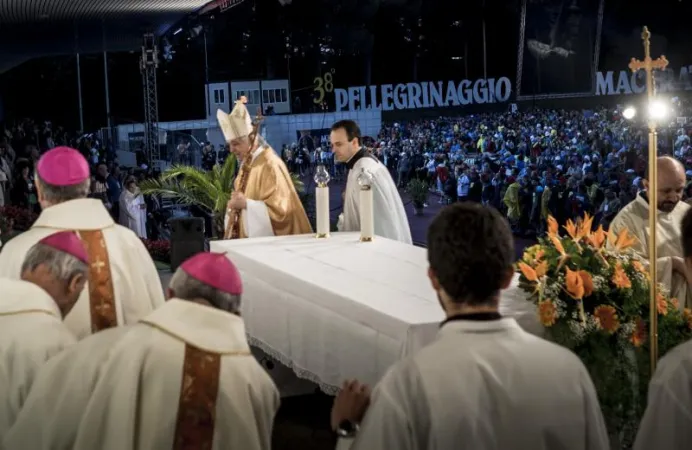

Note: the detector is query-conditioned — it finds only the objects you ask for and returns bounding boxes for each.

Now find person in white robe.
[633,207,692,450]
[609,156,691,309]
[331,203,609,450]
[0,147,164,339]
[5,252,279,450]
[119,176,147,238]
[0,231,88,436]
[330,120,412,244]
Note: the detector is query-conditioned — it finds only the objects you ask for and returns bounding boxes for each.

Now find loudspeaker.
[169,217,206,271]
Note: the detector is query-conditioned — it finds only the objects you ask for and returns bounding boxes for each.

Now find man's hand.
[330,379,371,431]
[672,256,692,286]
[228,192,247,210]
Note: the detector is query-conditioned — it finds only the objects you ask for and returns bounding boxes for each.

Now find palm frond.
[291,173,306,193]
[140,157,303,218]
[139,178,217,212]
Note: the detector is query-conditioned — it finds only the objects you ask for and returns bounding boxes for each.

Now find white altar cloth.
[211,232,538,394]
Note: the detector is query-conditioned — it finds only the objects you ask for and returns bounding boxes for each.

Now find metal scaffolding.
[140,33,160,162]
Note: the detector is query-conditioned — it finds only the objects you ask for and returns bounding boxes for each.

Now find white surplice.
[338,154,412,244]
[119,190,147,239]
[0,278,76,437]
[337,318,609,450]
[609,195,691,308]
[0,198,165,339]
[135,194,148,239]
[3,326,131,450]
[633,339,692,450]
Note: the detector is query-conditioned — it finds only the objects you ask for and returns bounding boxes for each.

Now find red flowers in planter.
[141,239,171,264]
[0,206,38,232]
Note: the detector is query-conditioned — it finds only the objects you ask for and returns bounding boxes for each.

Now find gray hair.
[21,243,89,283]
[36,173,91,204]
[169,269,241,314]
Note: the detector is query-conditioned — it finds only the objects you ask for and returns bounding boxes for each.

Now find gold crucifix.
[628,27,669,101]
[628,26,668,375]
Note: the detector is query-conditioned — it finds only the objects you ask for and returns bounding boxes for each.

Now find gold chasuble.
[234,146,312,238]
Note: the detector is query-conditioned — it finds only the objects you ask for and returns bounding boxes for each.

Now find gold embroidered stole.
[173,345,222,450]
[225,161,253,239]
[78,230,118,332]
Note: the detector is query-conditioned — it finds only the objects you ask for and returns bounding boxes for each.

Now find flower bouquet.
[517,214,692,446]
[0,206,38,231]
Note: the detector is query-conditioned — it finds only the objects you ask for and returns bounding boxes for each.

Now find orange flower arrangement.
[538,301,557,327]
[594,305,619,334]
[657,293,668,316]
[631,318,647,348]
[612,263,632,289]
[517,213,692,442]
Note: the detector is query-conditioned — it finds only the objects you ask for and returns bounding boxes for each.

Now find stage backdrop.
[516,0,604,98]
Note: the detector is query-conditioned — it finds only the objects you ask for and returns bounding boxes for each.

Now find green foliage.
[139,156,238,216]
[407,178,429,208]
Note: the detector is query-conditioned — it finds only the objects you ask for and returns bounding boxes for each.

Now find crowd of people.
[4,105,692,244]
[0,119,167,241]
[369,106,692,235]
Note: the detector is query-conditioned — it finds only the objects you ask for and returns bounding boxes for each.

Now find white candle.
[360,188,374,242]
[316,186,330,237]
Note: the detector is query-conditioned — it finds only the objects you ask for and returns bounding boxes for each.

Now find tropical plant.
[139,156,307,238]
[517,213,692,447]
[407,178,429,209]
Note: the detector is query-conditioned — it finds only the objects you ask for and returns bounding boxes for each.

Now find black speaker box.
[169,217,206,271]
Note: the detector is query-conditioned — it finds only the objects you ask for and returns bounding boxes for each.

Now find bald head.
[645,156,686,213]
[658,156,685,177]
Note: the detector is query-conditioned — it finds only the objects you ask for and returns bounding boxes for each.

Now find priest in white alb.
[330,120,412,244]
[0,231,88,436]
[0,147,165,339]
[5,252,279,450]
[633,207,692,450]
[331,204,608,450]
[217,98,312,239]
[609,156,692,308]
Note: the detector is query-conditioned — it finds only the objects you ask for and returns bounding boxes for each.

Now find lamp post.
[624,26,669,375]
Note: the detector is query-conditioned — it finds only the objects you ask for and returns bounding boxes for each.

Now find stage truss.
[140,33,160,162]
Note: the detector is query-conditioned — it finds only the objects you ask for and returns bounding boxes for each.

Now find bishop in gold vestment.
[217,99,312,239]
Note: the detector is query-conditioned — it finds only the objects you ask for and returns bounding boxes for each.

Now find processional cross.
[628,26,668,374]
[628,27,669,104]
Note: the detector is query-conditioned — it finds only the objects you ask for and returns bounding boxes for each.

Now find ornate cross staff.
[628,26,668,374]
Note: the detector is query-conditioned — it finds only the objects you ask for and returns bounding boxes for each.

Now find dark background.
[0,0,691,131]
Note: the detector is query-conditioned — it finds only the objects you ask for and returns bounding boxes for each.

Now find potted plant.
[139,156,307,239]
[407,178,429,216]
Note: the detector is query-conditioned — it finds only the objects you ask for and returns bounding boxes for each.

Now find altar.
[211,232,538,394]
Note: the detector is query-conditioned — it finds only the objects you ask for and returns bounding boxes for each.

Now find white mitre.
[216,96,253,142]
